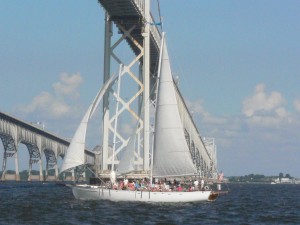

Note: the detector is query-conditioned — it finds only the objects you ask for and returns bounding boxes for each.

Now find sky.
[1,0,300,177]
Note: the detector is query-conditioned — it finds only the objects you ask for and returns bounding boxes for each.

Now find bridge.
[96,0,217,178]
[1,0,218,181]
[0,111,95,181]
[97,0,161,175]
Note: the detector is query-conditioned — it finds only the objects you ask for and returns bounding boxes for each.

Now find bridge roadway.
[0,111,96,181]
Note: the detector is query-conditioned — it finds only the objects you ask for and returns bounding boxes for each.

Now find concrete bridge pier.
[39,158,43,181]
[14,150,20,181]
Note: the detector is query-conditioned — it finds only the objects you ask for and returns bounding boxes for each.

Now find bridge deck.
[98,0,161,74]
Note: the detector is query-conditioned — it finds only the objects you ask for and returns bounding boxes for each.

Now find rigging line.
[156,0,163,32]
[145,1,163,28]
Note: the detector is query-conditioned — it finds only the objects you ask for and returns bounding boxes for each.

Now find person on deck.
[194,180,199,191]
[119,180,124,190]
[135,180,140,190]
[200,179,204,190]
[124,178,128,189]
[177,185,183,192]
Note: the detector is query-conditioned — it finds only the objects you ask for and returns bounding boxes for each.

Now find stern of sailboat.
[208,192,219,201]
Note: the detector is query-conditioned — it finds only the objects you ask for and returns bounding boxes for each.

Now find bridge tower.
[99,0,159,176]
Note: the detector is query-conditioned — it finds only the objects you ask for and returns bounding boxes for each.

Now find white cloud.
[187,99,226,125]
[293,99,300,113]
[242,84,286,117]
[20,72,83,118]
[241,83,293,127]
[53,72,83,98]
[22,92,70,117]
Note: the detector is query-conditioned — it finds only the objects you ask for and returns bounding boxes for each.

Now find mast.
[143,0,151,172]
[150,32,165,182]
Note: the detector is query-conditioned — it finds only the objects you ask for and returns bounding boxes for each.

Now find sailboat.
[60,33,219,202]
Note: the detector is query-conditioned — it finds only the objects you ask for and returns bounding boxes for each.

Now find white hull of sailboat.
[72,185,214,202]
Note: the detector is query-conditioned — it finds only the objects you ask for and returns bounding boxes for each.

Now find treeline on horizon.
[228,173,294,183]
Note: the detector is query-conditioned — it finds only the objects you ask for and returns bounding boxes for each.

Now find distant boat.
[60,33,219,203]
[271,177,299,184]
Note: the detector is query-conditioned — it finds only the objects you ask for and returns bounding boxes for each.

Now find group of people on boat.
[110,177,211,192]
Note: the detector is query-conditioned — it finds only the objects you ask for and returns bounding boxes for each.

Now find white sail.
[116,134,136,175]
[152,36,197,177]
[60,75,116,173]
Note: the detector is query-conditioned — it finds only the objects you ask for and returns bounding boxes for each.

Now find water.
[0,182,299,225]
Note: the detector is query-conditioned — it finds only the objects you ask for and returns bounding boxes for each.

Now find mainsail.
[60,75,116,173]
[152,34,197,177]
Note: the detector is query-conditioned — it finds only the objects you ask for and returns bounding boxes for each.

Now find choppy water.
[0,182,299,224]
